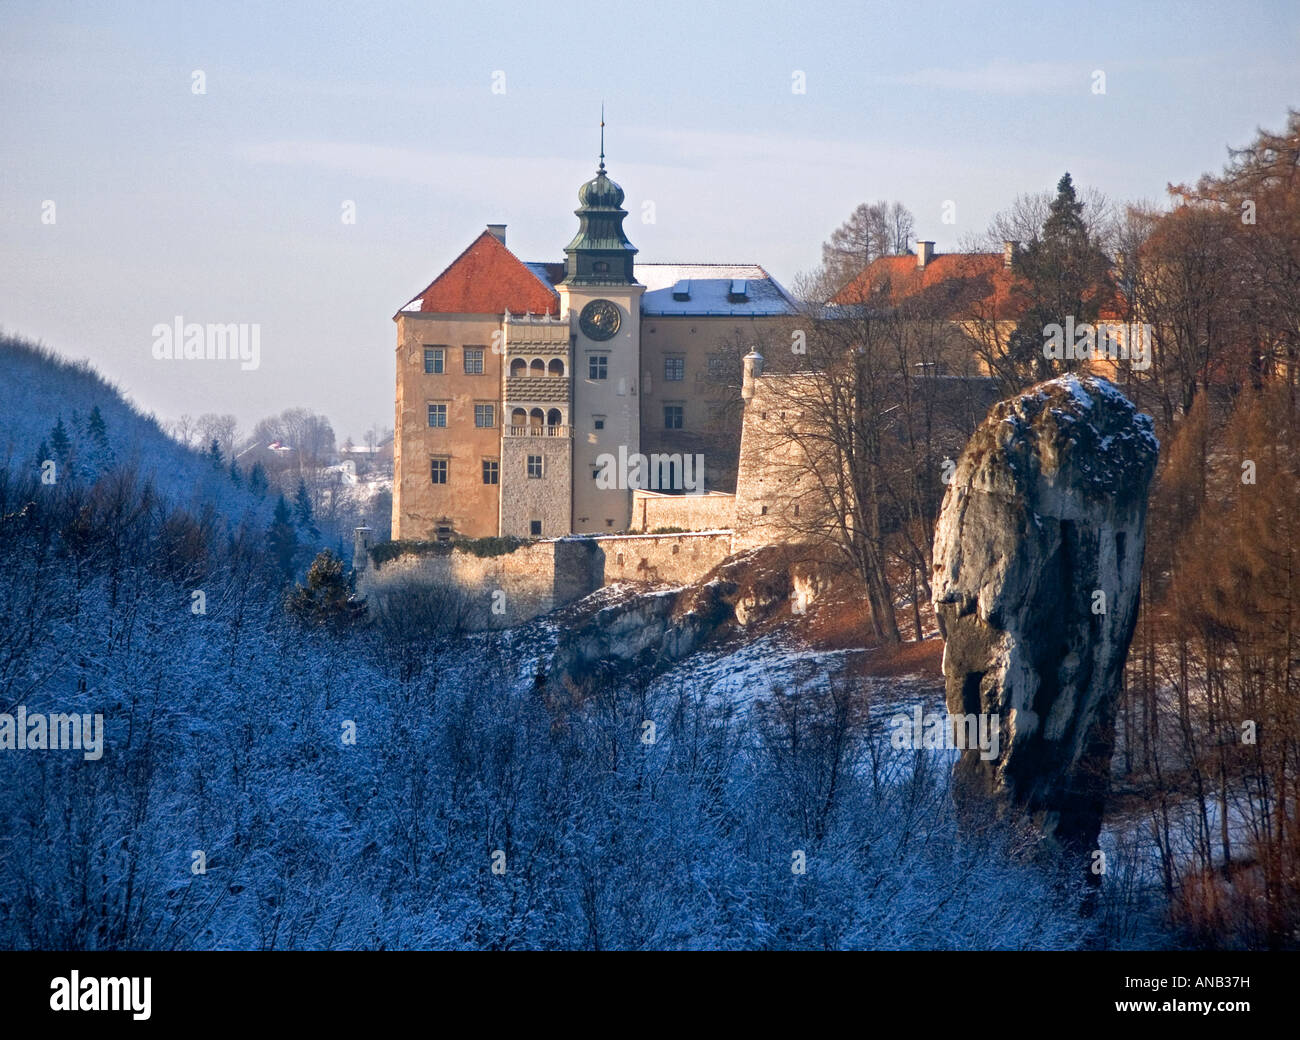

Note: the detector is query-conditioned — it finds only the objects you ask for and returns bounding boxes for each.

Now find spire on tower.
[563,106,637,285]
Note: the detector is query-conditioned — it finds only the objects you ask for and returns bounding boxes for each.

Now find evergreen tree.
[248,462,269,497]
[1043,172,1088,240]
[49,417,71,462]
[87,405,108,444]
[267,494,298,580]
[293,478,319,539]
[287,549,365,629]
[207,438,223,468]
[1009,172,1113,383]
[86,405,114,471]
[228,459,243,487]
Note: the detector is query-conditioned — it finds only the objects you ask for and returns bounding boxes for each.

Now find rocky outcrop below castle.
[932,375,1159,854]
[541,547,809,697]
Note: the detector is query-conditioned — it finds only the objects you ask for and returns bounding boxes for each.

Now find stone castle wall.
[629,490,736,533]
[358,531,733,631]
[594,531,733,585]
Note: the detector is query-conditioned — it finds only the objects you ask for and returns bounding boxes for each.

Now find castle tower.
[499,312,573,538]
[558,124,645,533]
[741,349,765,401]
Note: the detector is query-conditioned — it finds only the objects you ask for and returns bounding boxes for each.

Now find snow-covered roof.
[399,257,799,317]
[634,263,799,316]
[524,262,563,293]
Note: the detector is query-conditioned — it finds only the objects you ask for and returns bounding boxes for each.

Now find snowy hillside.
[0,333,271,521]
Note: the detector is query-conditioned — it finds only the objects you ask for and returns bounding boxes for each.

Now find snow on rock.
[932,374,1159,856]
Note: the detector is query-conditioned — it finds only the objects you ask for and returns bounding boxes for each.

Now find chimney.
[1003,240,1019,268]
[486,223,507,245]
[916,241,935,269]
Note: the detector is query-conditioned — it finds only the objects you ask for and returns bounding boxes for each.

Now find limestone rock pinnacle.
[932,374,1159,853]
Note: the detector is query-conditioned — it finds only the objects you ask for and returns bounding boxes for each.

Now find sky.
[2,0,1298,443]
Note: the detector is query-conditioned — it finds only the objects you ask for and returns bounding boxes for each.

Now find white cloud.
[877,60,1085,95]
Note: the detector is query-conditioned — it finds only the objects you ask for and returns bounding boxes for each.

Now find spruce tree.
[1009,172,1113,383]
[49,417,71,461]
[267,494,299,579]
[87,405,108,444]
[293,479,319,539]
[86,405,114,471]
[248,462,269,497]
[287,549,365,629]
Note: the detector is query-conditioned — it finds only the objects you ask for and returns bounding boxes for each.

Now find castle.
[390,142,798,543]
[371,142,1027,627]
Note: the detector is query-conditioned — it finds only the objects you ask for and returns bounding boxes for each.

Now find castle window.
[527,455,543,479]
[548,358,565,377]
[463,348,484,375]
[593,416,605,430]
[424,347,444,374]
[482,459,499,485]
[530,520,543,536]
[474,404,495,428]
[664,357,685,381]
[435,524,452,542]
[588,355,608,380]
[430,458,448,484]
[760,505,768,515]
[427,404,447,428]
[707,355,726,379]
[593,261,609,273]
[664,405,683,429]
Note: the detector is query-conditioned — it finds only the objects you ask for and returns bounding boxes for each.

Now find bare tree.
[197,413,239,462]
[168,413,198,447]
[819,200,917,297]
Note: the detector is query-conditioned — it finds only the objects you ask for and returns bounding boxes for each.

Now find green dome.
[578,167,626,209]
[562,159,637,286]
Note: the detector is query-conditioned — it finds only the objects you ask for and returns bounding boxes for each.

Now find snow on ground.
[649,630,944,717]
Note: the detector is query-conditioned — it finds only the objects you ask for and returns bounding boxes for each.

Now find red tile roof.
[832,253,1017,319]
[832,251,1125,322]
[398,231,560,317]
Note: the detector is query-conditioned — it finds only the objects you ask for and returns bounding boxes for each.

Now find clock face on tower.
[578,299,621,341]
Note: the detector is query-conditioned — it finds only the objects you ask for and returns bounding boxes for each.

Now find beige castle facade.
[391,157,798,543]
